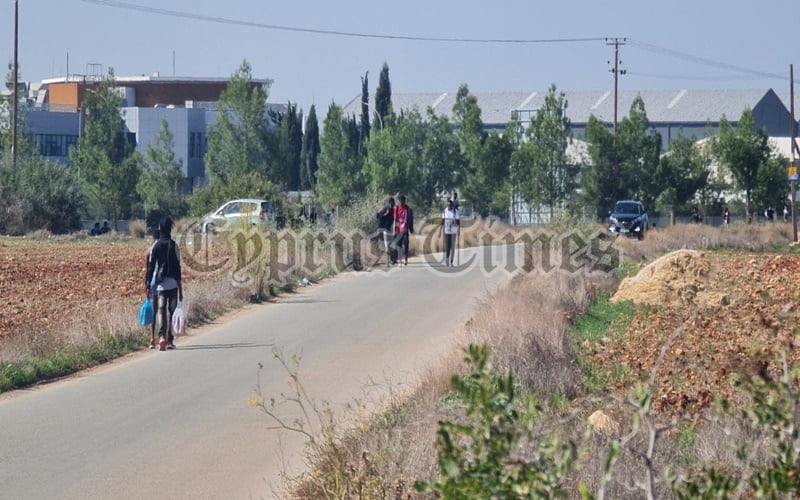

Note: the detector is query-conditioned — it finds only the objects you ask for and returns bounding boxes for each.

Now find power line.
[628,38,786,81]
[79,0,605,44]
[627,71,762,82]
[77,1,799,85]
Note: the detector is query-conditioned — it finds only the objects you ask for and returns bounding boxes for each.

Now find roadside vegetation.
[3,50,798,497]
[0,211,364,393]
[265,222,800,499]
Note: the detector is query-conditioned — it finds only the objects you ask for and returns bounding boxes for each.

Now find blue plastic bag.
[139,299,154,326]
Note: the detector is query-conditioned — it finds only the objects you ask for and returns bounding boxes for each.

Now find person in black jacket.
[376,197,395,267]
[145,218,183,351]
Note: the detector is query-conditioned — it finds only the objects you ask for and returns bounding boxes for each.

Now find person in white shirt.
[441,199,459,267]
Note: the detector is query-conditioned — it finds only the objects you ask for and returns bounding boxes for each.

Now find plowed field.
[0,237,226,340]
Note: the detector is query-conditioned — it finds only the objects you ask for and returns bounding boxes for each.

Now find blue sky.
[3,0,799,115]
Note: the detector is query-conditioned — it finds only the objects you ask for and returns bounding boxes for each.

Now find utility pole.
[790,64,798,242]
[606,37,626,202]
[12,0,19,171]
[607,37,627,133]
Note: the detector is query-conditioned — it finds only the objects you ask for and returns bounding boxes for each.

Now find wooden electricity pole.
[607,37,627,133]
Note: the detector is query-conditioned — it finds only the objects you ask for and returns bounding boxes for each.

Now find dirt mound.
[612,249,720,306]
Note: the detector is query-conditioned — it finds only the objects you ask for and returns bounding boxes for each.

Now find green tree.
[366,108,422,204]
[582,97,661,218]
[197,60,277,214]
[512,85,579,218]
[581,116,617,218]
[316,103,365,207]
[374,62,393,130]
[482,133,514,216]
[753,154,790,215]
[300,105,320,190]
[359,71,370,154]
[16,155,87,234]
[419,110,462,214]
[655,134,709,224]
[713,109,772,219]
[69,70,139,229]
[616,96,661,210]
[136,118,186,222]
[453,84,511,216]
[267,102,303,190]
[1,62,35,157]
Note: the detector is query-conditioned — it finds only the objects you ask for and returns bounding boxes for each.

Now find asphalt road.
[0,247,511,499]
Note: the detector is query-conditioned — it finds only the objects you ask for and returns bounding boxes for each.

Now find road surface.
[0,248,510,499]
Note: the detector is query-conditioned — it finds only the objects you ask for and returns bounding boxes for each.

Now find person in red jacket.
[393,195,414,266]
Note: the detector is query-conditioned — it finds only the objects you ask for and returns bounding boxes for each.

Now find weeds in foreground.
[416,344,580,498]
[250,346,410,499]
[570,294,637,393]
[0,332,143,392]
[0,274,251,393]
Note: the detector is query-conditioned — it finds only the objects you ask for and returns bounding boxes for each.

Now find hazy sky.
[3,0,799,114]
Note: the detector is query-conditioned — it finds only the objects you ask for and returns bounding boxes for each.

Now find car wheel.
[205,222,217,235]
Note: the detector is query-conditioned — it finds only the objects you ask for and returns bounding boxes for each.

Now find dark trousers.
[158,288,178,342]
[444,233,456,264]
[394,230,410,262]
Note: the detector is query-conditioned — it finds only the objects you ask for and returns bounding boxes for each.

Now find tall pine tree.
[360,71,370,155]
[316,103,365,207]
[300,105,320,191]
[374,63,393,130]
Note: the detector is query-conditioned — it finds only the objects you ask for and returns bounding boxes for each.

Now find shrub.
[128,219,146,238]
[416,344,579,497]
[16,156,87,234]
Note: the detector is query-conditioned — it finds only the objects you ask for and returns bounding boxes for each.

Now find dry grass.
[462,272,615,399]
[616,222,795,262]
[286,221,800,498]
[0,272,250,365]
[128,219,146,239]
[287,266,616,498]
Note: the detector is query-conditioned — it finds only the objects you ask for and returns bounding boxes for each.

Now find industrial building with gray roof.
[343,88,796,148]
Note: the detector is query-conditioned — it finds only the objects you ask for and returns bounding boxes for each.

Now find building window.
[34,134,79,157]
[189,132,205,159]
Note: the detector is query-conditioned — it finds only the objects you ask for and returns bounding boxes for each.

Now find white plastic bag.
[172,302,187,335]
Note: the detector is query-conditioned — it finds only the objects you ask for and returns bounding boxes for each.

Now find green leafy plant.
[415,344,578,498]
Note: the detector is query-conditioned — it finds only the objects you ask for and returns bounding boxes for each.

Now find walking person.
[376,197,395,267]
[393,195,414,266]
[145,218,183,351]
[723,207,730,227]
[144,228,160,348]
[441,198,459,267]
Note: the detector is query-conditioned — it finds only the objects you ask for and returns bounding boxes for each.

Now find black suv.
[608,200,648,239]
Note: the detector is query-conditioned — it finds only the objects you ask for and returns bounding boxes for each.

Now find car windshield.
[613,202,640,215]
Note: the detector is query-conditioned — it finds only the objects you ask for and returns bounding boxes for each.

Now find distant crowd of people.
[376,192,460,268]
[699,205,792,226]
